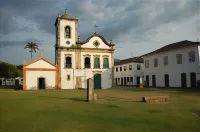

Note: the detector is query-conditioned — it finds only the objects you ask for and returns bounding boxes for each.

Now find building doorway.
[115,78,118,85]
[146,75,149,87]
[164,74,169,87]
[181,73,187,88]
[38,78,45,89]
[94,74,101,89]
[152,75,156,87]
[137,77,140,86]
[121,77,123,86]
[124,77,126,85]
[190,72,196,87]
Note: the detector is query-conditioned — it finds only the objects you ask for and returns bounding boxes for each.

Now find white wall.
[60,51,76,89]
[143,46,200,87]
[114,62,144,86]
[26,71,56,90]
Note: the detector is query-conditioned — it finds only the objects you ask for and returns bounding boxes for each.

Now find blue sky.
[0,0,199,65]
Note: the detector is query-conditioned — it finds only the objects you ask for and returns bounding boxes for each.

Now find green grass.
[0,87,200,132]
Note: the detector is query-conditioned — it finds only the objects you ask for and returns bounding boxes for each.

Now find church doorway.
[190,72,196,87]
[38,77,45,89]
[94,74,101,89]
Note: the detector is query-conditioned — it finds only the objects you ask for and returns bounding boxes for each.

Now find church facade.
[54,10,115,89]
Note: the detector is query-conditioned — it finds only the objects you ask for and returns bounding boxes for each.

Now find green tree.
[16,65,23,70]
[0,62,21,78]
[24,42,39,61]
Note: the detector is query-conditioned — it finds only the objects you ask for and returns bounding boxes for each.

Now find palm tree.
[24,42,39,61]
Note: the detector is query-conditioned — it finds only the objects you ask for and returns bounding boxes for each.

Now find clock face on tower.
[66,41,70,45]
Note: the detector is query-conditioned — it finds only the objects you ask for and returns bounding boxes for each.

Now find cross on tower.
[40,49,43,57]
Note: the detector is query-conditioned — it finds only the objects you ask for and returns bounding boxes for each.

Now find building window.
[67,74,71,81]
[176,54,182,64]
[103,58,109,68]
[120,67,122,71]
[127,77,129,82]
[85,57,91,68]
[94,57,100,68]
[189,51,195,63]
[118,78,120,83]
[129,65,132,70]
[124,66,126,71]
[65,57,72,68]
[116,67,118,72]
[137,64,141,70]
[164,56,168,66]
[130,77,133,82]
[65,26,71,38]
[154,58,158,67]
[145,60,149,68]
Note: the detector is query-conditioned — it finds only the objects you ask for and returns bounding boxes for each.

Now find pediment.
[24,58,56,69]
[81,36,110,49]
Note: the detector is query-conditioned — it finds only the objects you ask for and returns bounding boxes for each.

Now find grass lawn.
[0,87,200,132]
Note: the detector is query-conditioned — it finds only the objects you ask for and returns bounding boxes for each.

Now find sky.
[0,0,199,65]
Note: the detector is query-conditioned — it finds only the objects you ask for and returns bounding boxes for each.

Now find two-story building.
[114,57,144,86]
[141,40,200,88]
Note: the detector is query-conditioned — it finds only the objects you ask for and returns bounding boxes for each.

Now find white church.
[23,9,115,90]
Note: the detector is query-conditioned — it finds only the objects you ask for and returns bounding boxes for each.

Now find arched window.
[189,51,195,63]
[164,56,168,66]
[154,58,158,67]
[65,26,71,38]
[176,54,182,64]
[103,58,109,68]
[66,57,72,68]
[94,57,100,68]
[85,57,90,68]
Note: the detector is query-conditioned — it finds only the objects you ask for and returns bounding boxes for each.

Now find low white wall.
[26,71,56,90]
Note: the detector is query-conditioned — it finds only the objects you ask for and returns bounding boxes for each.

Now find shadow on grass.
[38,96,86,102]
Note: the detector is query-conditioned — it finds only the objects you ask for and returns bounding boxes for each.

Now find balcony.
[85,64,91,68]
[65,63,72,68]
[94,64,100,68]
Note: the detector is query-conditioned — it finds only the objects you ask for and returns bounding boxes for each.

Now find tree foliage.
[0,62,21,78]
[24,42,39,61]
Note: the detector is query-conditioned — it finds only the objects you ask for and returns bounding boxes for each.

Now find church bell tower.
[54,9,79,89]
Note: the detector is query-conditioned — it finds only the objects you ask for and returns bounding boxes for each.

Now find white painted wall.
[60,51,76,89]
[143,46,200,87]
[60,19,76,47]
[114,62,144,86]
[26,71,56,90]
